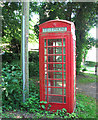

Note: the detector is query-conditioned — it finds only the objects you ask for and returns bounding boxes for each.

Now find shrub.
[2,52,19,63]
[85,61,96,67]
[2,63,23,110]
[29,62,39,77]
[82,67,87,72]
[29,51,39,78]
[2,63,40,111]
[29,51,39,63]
[21,93,40,112]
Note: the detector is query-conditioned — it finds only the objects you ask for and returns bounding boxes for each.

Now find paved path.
[76,82,96,98]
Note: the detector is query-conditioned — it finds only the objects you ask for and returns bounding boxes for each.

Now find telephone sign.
[43,27,67,33]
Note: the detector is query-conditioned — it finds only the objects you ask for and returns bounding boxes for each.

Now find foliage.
[29,20,39,43]
[29,62,39,77]
[2,63,23,110]
[21,78,40,112]
[21,93,40,113]
[34,2,97,74]
[74,3,97,74]
[76,93,96,118]
[85,61,96,67]
[2,52,20,63]
[2,93,96,119]
[81,62,95,74]
[54,108,77,119]
[29,51,39,63]
[2,2,39,54]
[40,101,51,111]
[29,51,39,77]
[1,64,96,119]
[82,67,87,72]
[1,63,96,118]
[2,2,22,54]
[2,62,40,111]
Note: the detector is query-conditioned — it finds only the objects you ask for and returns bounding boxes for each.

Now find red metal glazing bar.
[53,67,62,69]
[48,40,54,94]
[45,54,66,56]
[45,70,66,72]
[48,78,63,80]
[48,74,62,75]
[46,39,49,102]
[46,86,63,89]
[45,86,66,89]
[44,46,63,48]
[45,62,66,64]
[55,41,57,87]
[47,94,66,97]
[62,38,64,103]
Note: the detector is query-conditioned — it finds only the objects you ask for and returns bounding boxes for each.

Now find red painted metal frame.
[39,20,76,113]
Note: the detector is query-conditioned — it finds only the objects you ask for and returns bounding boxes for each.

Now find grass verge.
[77,72,96,83]
[2,93,96,119]
[76,93,96,118]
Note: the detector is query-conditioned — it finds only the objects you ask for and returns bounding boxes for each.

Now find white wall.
[86,46,96,62]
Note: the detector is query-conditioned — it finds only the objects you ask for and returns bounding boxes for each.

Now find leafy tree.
[2,2,97,74]
[34,2,97,74]
[2,2,22,54]
[74,2,96,73]
[2,2,38,54]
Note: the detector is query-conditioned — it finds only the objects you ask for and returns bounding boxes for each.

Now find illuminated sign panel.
[43,27,67,33]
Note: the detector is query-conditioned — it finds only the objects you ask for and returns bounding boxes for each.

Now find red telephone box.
[39,20,76,113]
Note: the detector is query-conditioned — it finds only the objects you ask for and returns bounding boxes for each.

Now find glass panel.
[63,47,65,54]
[45,95,47,101]
[44,56,47,62]
[44,38,67,103]
[48,80,62,87]
[64,89,66,95]
[45,74,47,79]
[48,64,62,71]
[48,72,62,79]
[48,39,62,46]
[48,88,62,95]
[63,39,65,46]
[45,64,47,68]
[63,56,66,62]
[54,74,62,79]
[48,47,62,54]
[49,96,62,103]
[64,72,66,79]
[64,80,66,87]
[45,80,47,86]
[48,56,62,62]
[56,56,62,62]
[64,96,66,103]
[44,39,46,46]
[44,48,47,55]
[63,64,66,71]
[45,88,47,94]
[45,70,47,79]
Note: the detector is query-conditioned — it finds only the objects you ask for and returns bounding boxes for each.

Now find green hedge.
[29,51,39,78]
[85,61,96,67]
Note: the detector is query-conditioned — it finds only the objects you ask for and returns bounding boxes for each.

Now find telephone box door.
[39,35,70,111]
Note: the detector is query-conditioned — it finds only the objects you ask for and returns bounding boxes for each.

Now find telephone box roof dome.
[39,19,74,27]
